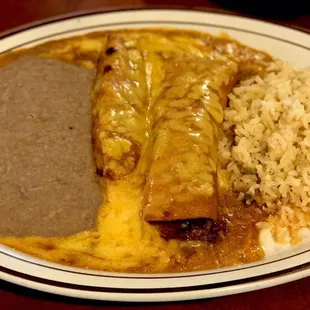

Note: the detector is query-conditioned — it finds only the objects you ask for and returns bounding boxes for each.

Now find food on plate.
[219,62,310,244]
[0,56,101,237]
[92,34,149,180]
[0,29,308,273]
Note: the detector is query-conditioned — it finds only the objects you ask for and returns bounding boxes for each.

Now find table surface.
[0,1,309,309]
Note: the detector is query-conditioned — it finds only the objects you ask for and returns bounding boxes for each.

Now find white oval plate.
[0,8,309,302]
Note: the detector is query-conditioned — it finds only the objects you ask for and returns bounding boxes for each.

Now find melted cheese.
[93,181,180,271]
[0,179,181,272]
[0,29,273,273]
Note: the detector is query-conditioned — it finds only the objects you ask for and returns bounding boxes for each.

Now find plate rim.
[1,262,309,302]
[0,6,309,40]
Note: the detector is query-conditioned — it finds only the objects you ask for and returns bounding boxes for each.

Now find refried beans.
[0,56,101,237]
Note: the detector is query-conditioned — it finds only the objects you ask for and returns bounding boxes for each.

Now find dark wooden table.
[0,1,309,309]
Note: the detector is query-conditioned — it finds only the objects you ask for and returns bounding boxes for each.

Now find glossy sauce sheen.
[173,190,266,272]
[143,55,238,222]
[0,29,271,273]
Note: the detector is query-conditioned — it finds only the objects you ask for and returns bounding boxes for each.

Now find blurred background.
[0,0,309,32]
[213,0,310,18]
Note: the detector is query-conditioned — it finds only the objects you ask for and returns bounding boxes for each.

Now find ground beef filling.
[156,219,228,243]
